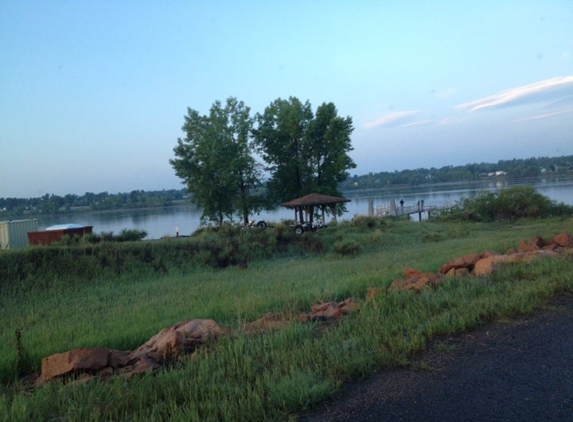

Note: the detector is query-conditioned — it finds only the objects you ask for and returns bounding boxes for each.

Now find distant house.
[28,223,93,246]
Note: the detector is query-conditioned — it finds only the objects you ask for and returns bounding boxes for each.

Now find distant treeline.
[0,189,188,217]
[339,155,573,191]
[2,155,572,217]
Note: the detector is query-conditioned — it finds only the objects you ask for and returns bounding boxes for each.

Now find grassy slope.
[1,218,572,421]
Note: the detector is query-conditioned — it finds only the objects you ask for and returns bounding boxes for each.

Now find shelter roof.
[45,223,86,231]
[281,193,350,208]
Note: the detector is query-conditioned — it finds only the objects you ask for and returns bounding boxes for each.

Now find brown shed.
[28,224,93,246]
[281,193,350,228]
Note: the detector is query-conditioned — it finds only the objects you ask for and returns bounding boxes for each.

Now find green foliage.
[114,229,148,242]
[0,189,186,218]
[294,232,326,254]
[1,218,573,421]
[254,97,355,207]
[438,186,573,222]
[350,216,385,229]
[333,239,361,256]
[73,230,147,244]
[340,154,573,190]
[170,97,263,226]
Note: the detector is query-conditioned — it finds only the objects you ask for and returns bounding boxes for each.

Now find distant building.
[0,219,38,249]
[28,224,93,246]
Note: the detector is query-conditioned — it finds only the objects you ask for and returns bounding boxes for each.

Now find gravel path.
[299,296,573,422]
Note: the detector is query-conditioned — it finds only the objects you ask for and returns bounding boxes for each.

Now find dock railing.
[374,201,456,218]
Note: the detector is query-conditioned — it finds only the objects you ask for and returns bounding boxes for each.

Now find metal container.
[0,219,38,250]
[28,225,93,246]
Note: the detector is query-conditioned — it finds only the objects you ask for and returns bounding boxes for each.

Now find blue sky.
[1,0,572,198]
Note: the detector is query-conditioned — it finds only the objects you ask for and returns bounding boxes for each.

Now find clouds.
[456,76,573,112]
[512,109,573,123]
[364,76,573,132]
[364,112,460,129]
[364,111,420,128]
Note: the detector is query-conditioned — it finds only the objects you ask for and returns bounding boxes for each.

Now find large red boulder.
[41,348,130,381]
[547,232,573,248]
[517,236,544,252]
[473,250,559,276]
[129,319,227,364]
[299,300,352,323]
[438,253,484,274]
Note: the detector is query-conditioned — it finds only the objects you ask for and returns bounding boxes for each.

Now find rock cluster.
[382,232,571,295]
[40,319,226,383]
[36,231,571,385]
[39,301,359,384]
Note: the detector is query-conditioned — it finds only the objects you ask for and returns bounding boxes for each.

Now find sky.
[1,0,572,198]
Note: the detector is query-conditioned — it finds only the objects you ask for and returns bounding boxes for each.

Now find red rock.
[438,253,482,274]
[41,348,119,381]
[481,250,502,258]
[403,268,423,278]
[455,268,470,277]
[338,298,359,314]
[473,250,559,276]
[108,349,131,368]
[472,255,511,276]
[241,312,290,334]
[301,302,343,322]
[517,237,544,252]
[388,275,438,292]
[543,244,558,252]
[407,277,430,291]
[299,308,342,323]
[387,279,408,291]
[311,302,339,313]
[317,303,343,320]
[130,319,226,364]
[547,232,573,248]
[121,355,162,380]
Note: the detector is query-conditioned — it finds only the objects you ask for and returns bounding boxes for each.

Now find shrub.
[333,239,361,256]
[438,186,573,222]
[351,216,385,229]
[114,229,148,242]
[295,232,325,253]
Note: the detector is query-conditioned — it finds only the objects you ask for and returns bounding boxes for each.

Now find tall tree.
[254,97,314,204]
[170,98,261,226]
[254,97,355,206]
[308,102,356,195]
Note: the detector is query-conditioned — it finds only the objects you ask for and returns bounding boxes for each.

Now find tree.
[254,97,355,207]
[308,102,356,195]
[170,97,262,226]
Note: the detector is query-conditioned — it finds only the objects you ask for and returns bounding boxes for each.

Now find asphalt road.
[299,296,573,422]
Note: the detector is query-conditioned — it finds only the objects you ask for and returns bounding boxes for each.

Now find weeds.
[1,217,572,421]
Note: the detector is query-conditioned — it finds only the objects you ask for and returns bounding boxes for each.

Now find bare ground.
[299,295,573,422]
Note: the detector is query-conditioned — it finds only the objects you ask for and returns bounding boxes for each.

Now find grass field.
[1,217,572,421]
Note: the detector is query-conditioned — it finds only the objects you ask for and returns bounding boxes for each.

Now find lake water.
[36,176,573,239]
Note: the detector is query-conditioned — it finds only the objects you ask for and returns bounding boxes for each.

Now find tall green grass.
[1,217,572,421]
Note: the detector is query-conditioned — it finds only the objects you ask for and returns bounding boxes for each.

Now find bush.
[115,229,148,242]
[438,186,573,222]
[333,239,361,256]
[351,216,385,229]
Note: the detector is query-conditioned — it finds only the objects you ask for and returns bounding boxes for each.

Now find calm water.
[37,176,573,239]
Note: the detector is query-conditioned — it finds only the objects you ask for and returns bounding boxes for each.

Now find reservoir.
[35,176,573,239]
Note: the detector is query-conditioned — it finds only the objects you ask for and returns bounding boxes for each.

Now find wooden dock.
[369,200,455,221]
